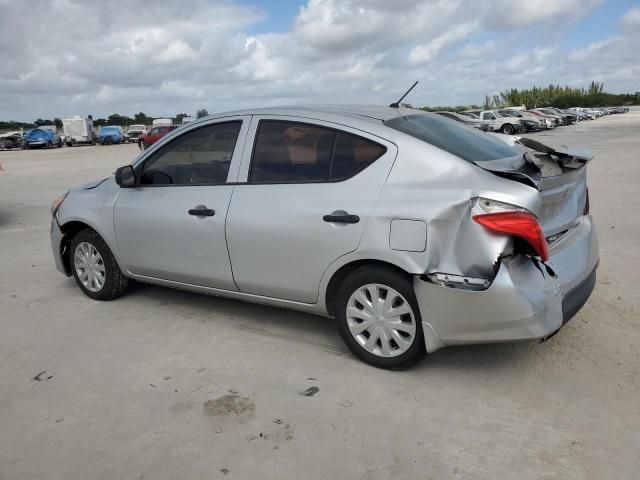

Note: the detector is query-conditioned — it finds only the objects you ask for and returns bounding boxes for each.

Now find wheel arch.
[323,259,412,317]
[58,221,97,274]
[58,220,122,276]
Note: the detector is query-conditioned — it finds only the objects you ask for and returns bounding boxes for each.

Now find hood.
[76,177,110,190]
[26,128,53,140]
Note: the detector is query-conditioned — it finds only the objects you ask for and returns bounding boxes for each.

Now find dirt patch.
[203,394,255,424]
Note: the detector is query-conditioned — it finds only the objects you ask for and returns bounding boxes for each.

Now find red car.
[138,125,177,149]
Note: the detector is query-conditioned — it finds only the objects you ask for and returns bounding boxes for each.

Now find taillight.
[583,187,590,215]
[473,211,549,261]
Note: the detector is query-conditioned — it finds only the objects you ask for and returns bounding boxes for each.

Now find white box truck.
[62,116,96,146]
[152,118,173,127]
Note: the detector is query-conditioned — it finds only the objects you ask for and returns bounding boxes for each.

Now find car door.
[113,117,250,289]
[226,116,397,303]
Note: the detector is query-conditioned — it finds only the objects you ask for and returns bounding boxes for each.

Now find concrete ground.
[0,112,638,480]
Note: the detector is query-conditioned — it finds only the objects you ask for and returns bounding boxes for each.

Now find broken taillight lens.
[473,211,549,262]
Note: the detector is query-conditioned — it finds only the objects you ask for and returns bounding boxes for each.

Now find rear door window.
[385,113,520,163]
[249,120,386,183]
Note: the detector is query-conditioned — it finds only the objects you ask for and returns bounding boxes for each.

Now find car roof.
[202,104,428,124]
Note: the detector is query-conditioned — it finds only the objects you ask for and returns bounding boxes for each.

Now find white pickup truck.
[466,110,526,135]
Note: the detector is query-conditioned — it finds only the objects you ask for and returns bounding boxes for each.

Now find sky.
[1,0,639,121]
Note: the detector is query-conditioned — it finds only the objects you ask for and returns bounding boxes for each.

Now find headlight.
[51,191,69,218]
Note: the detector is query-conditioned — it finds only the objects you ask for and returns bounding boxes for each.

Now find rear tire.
[69,229,129,301]
[501,124,514,135]
[336,266,425,369]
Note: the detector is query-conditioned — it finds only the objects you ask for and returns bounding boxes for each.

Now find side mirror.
[115,165,135,187]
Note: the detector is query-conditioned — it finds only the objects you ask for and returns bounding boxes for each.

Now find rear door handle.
[188,207,215,217]
[323,211,360,224]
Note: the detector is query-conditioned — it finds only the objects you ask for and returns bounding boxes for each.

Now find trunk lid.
[475,137,592,236]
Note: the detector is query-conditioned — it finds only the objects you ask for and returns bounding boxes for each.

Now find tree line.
[480,81,639,109]
[2,82,639,131]
[415,81,640,112]
[0,109,210,131]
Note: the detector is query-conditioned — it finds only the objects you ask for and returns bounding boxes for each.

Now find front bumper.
[50,218,70,276]
[415,215,599,352]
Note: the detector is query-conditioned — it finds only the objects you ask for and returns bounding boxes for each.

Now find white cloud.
[409,23,476,65]
[482,0,603,28]
[620,5,640,29]
[0,0,637,121]
[458,41,497,59]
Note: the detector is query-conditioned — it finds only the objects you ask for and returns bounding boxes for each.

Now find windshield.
[385,114,520,163]
[101,127,119,134]
[503,110,522,117]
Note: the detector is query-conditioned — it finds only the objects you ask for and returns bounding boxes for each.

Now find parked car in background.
[25,126,62,148]
[498,109,547,130]
[49,105,599,369]
[540,108,576,125]
[467,110,525,135]
[527,109,562,127]
[126,124,147,143]
[0,131,24,150]
[63,116,96,146]
[563,109,586,121]
[138,125,177,149]
[569,108,596,120]
[493,110,539,132]
[435,111,493,131]
[99,126,125,145]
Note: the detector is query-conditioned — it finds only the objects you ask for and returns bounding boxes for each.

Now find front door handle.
[188,207,215,217]
[323,210,360,224]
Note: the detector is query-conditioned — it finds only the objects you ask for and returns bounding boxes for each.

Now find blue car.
[25,128,62,148]
[99,126,124,145]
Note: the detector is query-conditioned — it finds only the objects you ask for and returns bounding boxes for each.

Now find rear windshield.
[385,114,520,163]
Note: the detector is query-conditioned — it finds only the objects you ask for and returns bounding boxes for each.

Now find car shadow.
[0,209,16,228]
[413,341,538,373]
[126,281,348,355]
[117,281,543,371]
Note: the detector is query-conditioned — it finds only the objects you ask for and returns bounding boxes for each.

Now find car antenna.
[389,81,419,108]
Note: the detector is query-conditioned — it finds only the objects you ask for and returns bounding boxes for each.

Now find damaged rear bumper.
[415,215,599,353]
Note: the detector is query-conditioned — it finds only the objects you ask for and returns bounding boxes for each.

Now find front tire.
[336,266,425,369]
[69,229,129,300]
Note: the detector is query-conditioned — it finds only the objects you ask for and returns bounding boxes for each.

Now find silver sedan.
[50,106,599,369]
